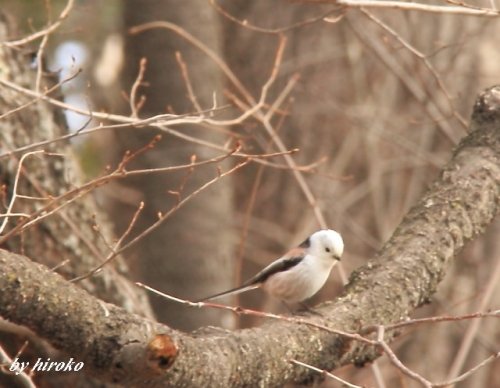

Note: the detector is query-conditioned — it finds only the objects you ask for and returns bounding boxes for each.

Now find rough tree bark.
[0,84,498,386]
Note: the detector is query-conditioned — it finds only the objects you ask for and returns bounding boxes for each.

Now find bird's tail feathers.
[196,283,260,302]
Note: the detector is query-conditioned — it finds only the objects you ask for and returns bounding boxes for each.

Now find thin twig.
[376,326,432,388]
[347,14,460,144]
[130,21,251,103]
[435,352,500,387]
[135,281,376,344]
[446,251,500,381]
[0,150,45,235]
[129,57,147,118]
[71,201,144,282]
[2,0,75,47]
[291,359,363,388]
[210,0,343,34]
[175,51,203,113]
[316,0,500,16]
[0,67,82,120]
[381,310,500,331]
[34,29,50,94]
[113,160,251,260]
[360,8,468,130]
[0,343,36,388]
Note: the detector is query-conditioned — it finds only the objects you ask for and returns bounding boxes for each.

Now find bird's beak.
[334,255,341,261]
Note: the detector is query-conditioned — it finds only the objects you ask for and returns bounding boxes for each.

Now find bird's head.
[307,229,344,262]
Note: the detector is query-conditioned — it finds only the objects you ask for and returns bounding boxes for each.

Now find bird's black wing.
[244,255,304,286]
[298,236,310,248]
[196,253,304,302]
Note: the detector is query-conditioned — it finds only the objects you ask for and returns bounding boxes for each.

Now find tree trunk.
[102,0,236,330]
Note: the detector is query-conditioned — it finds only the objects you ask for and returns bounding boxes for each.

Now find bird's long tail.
[196,283,260,302]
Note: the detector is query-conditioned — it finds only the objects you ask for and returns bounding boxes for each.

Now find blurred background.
[1,0,499,386]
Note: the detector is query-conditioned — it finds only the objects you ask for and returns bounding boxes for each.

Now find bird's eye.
[325,247,331,253]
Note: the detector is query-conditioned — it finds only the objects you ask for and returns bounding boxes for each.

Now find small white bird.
[199,229,344,304]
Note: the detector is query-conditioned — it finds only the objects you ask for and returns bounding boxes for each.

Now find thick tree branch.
[1,87,499,386]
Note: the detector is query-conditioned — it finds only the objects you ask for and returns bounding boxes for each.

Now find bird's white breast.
[262,254,335,303]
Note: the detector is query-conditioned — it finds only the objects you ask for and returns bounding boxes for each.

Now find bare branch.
[129,57,148,118]
[1,0,75,47]
[0,343,35,388]
[446,243,500,380]
[291,359,363,388]
[0,150,46,235]
[307,0,500,17]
